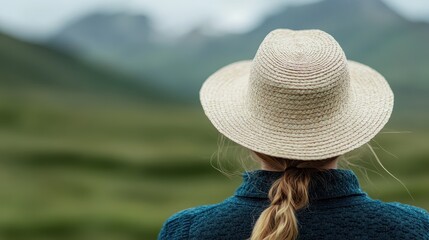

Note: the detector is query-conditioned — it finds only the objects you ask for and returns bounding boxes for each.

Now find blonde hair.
[250,152,338,240]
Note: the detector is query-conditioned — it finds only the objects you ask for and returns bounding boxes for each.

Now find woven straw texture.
[200,29,394,160]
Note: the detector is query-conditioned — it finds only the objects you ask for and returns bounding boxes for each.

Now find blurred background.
[0,0,428,239]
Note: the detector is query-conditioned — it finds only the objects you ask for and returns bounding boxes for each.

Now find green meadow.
[0,88,428,240]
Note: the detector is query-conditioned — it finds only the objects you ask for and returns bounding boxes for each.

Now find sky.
[0,0,429,40]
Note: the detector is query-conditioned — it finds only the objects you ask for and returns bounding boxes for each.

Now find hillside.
[0,32,166,101]
[0,29,222,240]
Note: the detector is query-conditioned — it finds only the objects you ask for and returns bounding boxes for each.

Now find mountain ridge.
[0,31,169,102]
[47,0,429,109]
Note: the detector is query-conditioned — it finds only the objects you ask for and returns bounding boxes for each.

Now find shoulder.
[367,200,429,238]
[158,197,264,240]
[384,202,429,223]
[157,202,227,240]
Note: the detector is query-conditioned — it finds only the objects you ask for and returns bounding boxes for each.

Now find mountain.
[48,0,429,109]
[49,13,156,62]
[49,12,209,98]
[0,32,166,101]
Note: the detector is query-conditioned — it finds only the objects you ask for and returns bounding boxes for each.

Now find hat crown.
[247,29,351,124]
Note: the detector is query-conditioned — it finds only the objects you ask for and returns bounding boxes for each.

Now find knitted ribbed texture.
[159,169,429,240]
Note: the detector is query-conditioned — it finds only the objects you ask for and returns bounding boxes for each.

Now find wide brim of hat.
[200,60,394,160]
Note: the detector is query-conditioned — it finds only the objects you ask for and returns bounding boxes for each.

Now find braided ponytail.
[250,152,338,240]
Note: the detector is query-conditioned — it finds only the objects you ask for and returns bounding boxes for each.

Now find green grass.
[0,90,221,240]
[0,90,428,240]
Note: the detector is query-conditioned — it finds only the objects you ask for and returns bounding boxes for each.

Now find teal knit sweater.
[159,169,429,239]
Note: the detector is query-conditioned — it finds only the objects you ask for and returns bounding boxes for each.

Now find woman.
[158,29,429,239]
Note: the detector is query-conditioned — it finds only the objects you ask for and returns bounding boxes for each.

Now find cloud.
[382,0,429,21]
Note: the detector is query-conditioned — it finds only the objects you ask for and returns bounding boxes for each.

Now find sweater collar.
[234,169,364,201]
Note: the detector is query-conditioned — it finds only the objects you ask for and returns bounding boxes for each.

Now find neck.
[260,158,339,171]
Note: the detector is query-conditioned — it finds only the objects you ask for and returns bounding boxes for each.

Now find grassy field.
[0,88,428,240]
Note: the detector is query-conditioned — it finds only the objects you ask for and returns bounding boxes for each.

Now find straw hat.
[200,29,393,160]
